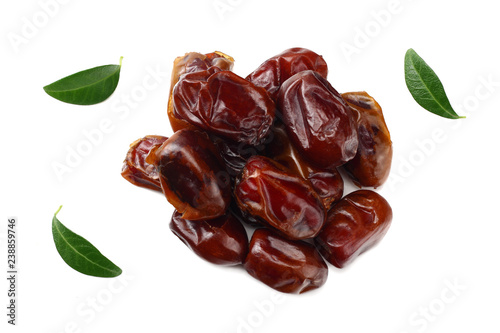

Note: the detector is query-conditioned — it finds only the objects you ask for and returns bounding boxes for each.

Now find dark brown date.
[315,190,392,268]
[121,135,168,192]
[122,48,395,294]
[153,129,231,220]
[265,122,343,210]
[234,155,326,240]
[244,228,328,294]
[278,70,358,169]
[170,210,248,266]
[246,47,328,101]
[341,92,393,188]
[173,68,275,146]
[167,51,234,132]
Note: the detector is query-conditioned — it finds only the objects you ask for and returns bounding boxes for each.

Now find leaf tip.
[405,48,415,57]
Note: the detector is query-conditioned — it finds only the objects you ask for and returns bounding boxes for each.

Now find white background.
[2,0,500,332]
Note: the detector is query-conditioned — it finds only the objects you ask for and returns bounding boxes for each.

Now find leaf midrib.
[408,53,453,118]
[53,218,117,274]
[44,66,119,93]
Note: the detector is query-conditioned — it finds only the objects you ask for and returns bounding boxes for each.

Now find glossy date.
[246,47,328,101]
[234,155,326,240]
[167,51,234,132]
[122,48,394,294]
[315,190,392,268]
[278,70,358,169]
[153,129,231,220]
[341,92,393,188]
[170,210,248,266]
[121,135,168,192]
[265,122,343,210]
[244,228,328,294]
[173,68,276,145]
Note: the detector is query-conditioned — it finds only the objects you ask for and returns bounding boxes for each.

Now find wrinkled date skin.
[315,190,392,268]
[341,92,393,188]
[153,129,231,220]
[234,156,326,240]
[173,67,276,146]
[121,135,168,192]
[170,210,248,266]
[121,48,396,295]
[265,122,343,210]
[244,228,328,294]
[246,47,328,101]
[167,51,234,132]
[278,70,358,169]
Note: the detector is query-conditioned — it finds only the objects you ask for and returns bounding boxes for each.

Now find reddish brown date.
[315,190,392,268]
[265,122,343,210]
[341,92,393,188]
[244,228,328,294]
[122,48,395,294]
[121,135,168,192]
[170,210,248,266]
[234,155,326,240]
[278,70,358,169]
[153,129,231,220]
[246,47,328,101]
[173,67,276,146]
[167,51,234,132]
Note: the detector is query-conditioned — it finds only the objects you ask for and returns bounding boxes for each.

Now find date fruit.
[173,67,276,146]
[315,190,392,268]
[153,129,231,220]
[265,122,343,210]
[234,155,326,240]
[246,47,328,101]
[278,70,358,169]
[244,228,328,294]
[123,48,394,294]
[170,210,248,266]
[341,92,393,188]
[167,51,234,132]
[121,135,168,192]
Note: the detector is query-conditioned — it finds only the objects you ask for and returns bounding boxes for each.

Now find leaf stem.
[55,205,63,216]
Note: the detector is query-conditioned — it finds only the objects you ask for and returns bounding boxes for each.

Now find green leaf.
[404,49,465,119]
[43,57,123,105]
[52,206,122,278]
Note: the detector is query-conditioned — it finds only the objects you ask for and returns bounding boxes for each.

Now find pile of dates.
[122,48,393,294]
